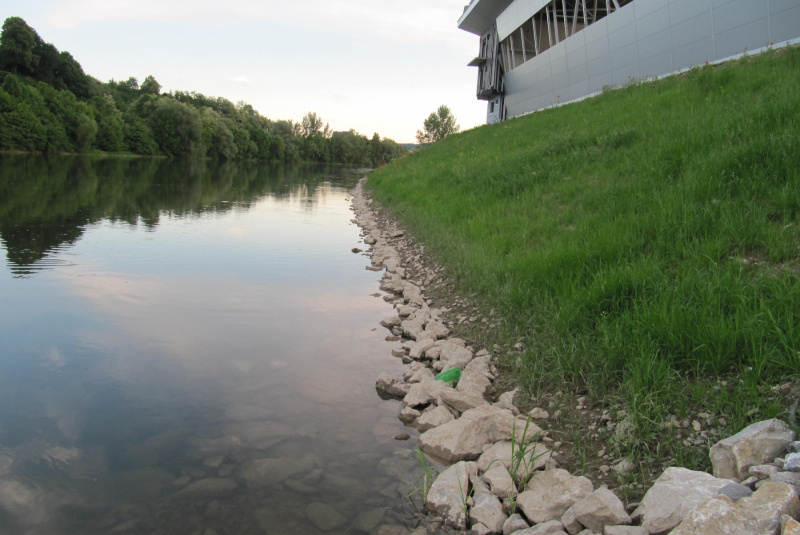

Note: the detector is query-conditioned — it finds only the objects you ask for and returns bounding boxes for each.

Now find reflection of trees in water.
[0,155,361,274]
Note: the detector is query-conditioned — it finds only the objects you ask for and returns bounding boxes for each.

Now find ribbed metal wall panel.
[499,0,800,120]
[497,0,551,40]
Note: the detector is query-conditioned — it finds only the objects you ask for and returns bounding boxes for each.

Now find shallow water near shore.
[0,155,425,534]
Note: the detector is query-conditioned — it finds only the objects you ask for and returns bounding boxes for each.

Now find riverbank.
[362,45,800,500]
[351,176,800,535]
[352,174,800,535]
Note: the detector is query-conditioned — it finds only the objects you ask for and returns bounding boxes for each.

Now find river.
[0,155,425,535]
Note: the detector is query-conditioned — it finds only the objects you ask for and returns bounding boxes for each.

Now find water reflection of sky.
[0,169,419,534]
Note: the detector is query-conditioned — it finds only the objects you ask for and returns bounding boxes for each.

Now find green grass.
[368,47,800,475]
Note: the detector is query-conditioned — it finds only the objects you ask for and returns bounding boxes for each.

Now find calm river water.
[0,155,425,535]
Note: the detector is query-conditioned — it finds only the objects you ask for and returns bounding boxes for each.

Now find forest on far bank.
[0,17,406,165]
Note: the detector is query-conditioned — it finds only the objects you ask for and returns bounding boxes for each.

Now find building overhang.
[467,57,487,66]
[457,0,514,35]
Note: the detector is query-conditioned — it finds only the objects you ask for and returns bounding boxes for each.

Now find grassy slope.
[368,47,800,478]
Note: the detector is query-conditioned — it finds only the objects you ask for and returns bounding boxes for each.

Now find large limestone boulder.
[418,406,540,463]
[516,469,594,524]
[560,487,630,534]
[425,461,478,529]
[635,466,738,535]
[710,419,795,481]
[670,481,800,535]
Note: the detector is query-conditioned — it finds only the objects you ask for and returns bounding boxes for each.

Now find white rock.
[425,320,451,340]
[418,405,540,463]
[495,389,520,415]
[749,464,780,479]
[469,491,508,533]
[635,467,738,535]
[398,406,421,425]
[417,405,455,432]
[425,461,478,529]
[710,419,796,481]
[380,316,402,329]
[403,380,450,408]
[401,315,426,340]
[502,513,529,535]
[457,356,494,396]
[408,367,436,384]
[560,487,630,534]
[784,452,800,472]
[440,388,489,413]
[670,481,800,535]
[612,460,635,475]
[482,464,517,498]
[769,471,800,491]
[437,343,474,371]
[529,408,550,420]
[516,469,594,524]
[409,339,436,360]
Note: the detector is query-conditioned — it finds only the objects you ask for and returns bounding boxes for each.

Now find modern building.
[458,0,800,124]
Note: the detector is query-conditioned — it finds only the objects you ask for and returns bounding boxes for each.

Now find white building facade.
[458,0,800,123]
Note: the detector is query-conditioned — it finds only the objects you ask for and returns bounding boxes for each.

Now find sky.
[2,0,488,143]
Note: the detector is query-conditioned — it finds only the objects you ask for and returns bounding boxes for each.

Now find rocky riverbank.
[351,177,800,535]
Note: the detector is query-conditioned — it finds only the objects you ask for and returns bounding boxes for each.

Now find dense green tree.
[0,17,406,163]
[90,94,124,152]
[122,114,157,154]
[250,128,283,160]
[200,107,237,160]
[141,74,161,95]
[416,105,460,144]
[32,41,60,85]
[148,97,202,156]
[0,17,39,75]
[107,76,140,109]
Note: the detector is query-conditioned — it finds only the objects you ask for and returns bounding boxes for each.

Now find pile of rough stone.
[351,179,800,535]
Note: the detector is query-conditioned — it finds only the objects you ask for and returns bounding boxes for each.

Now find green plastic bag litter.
[435,367,461,383]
